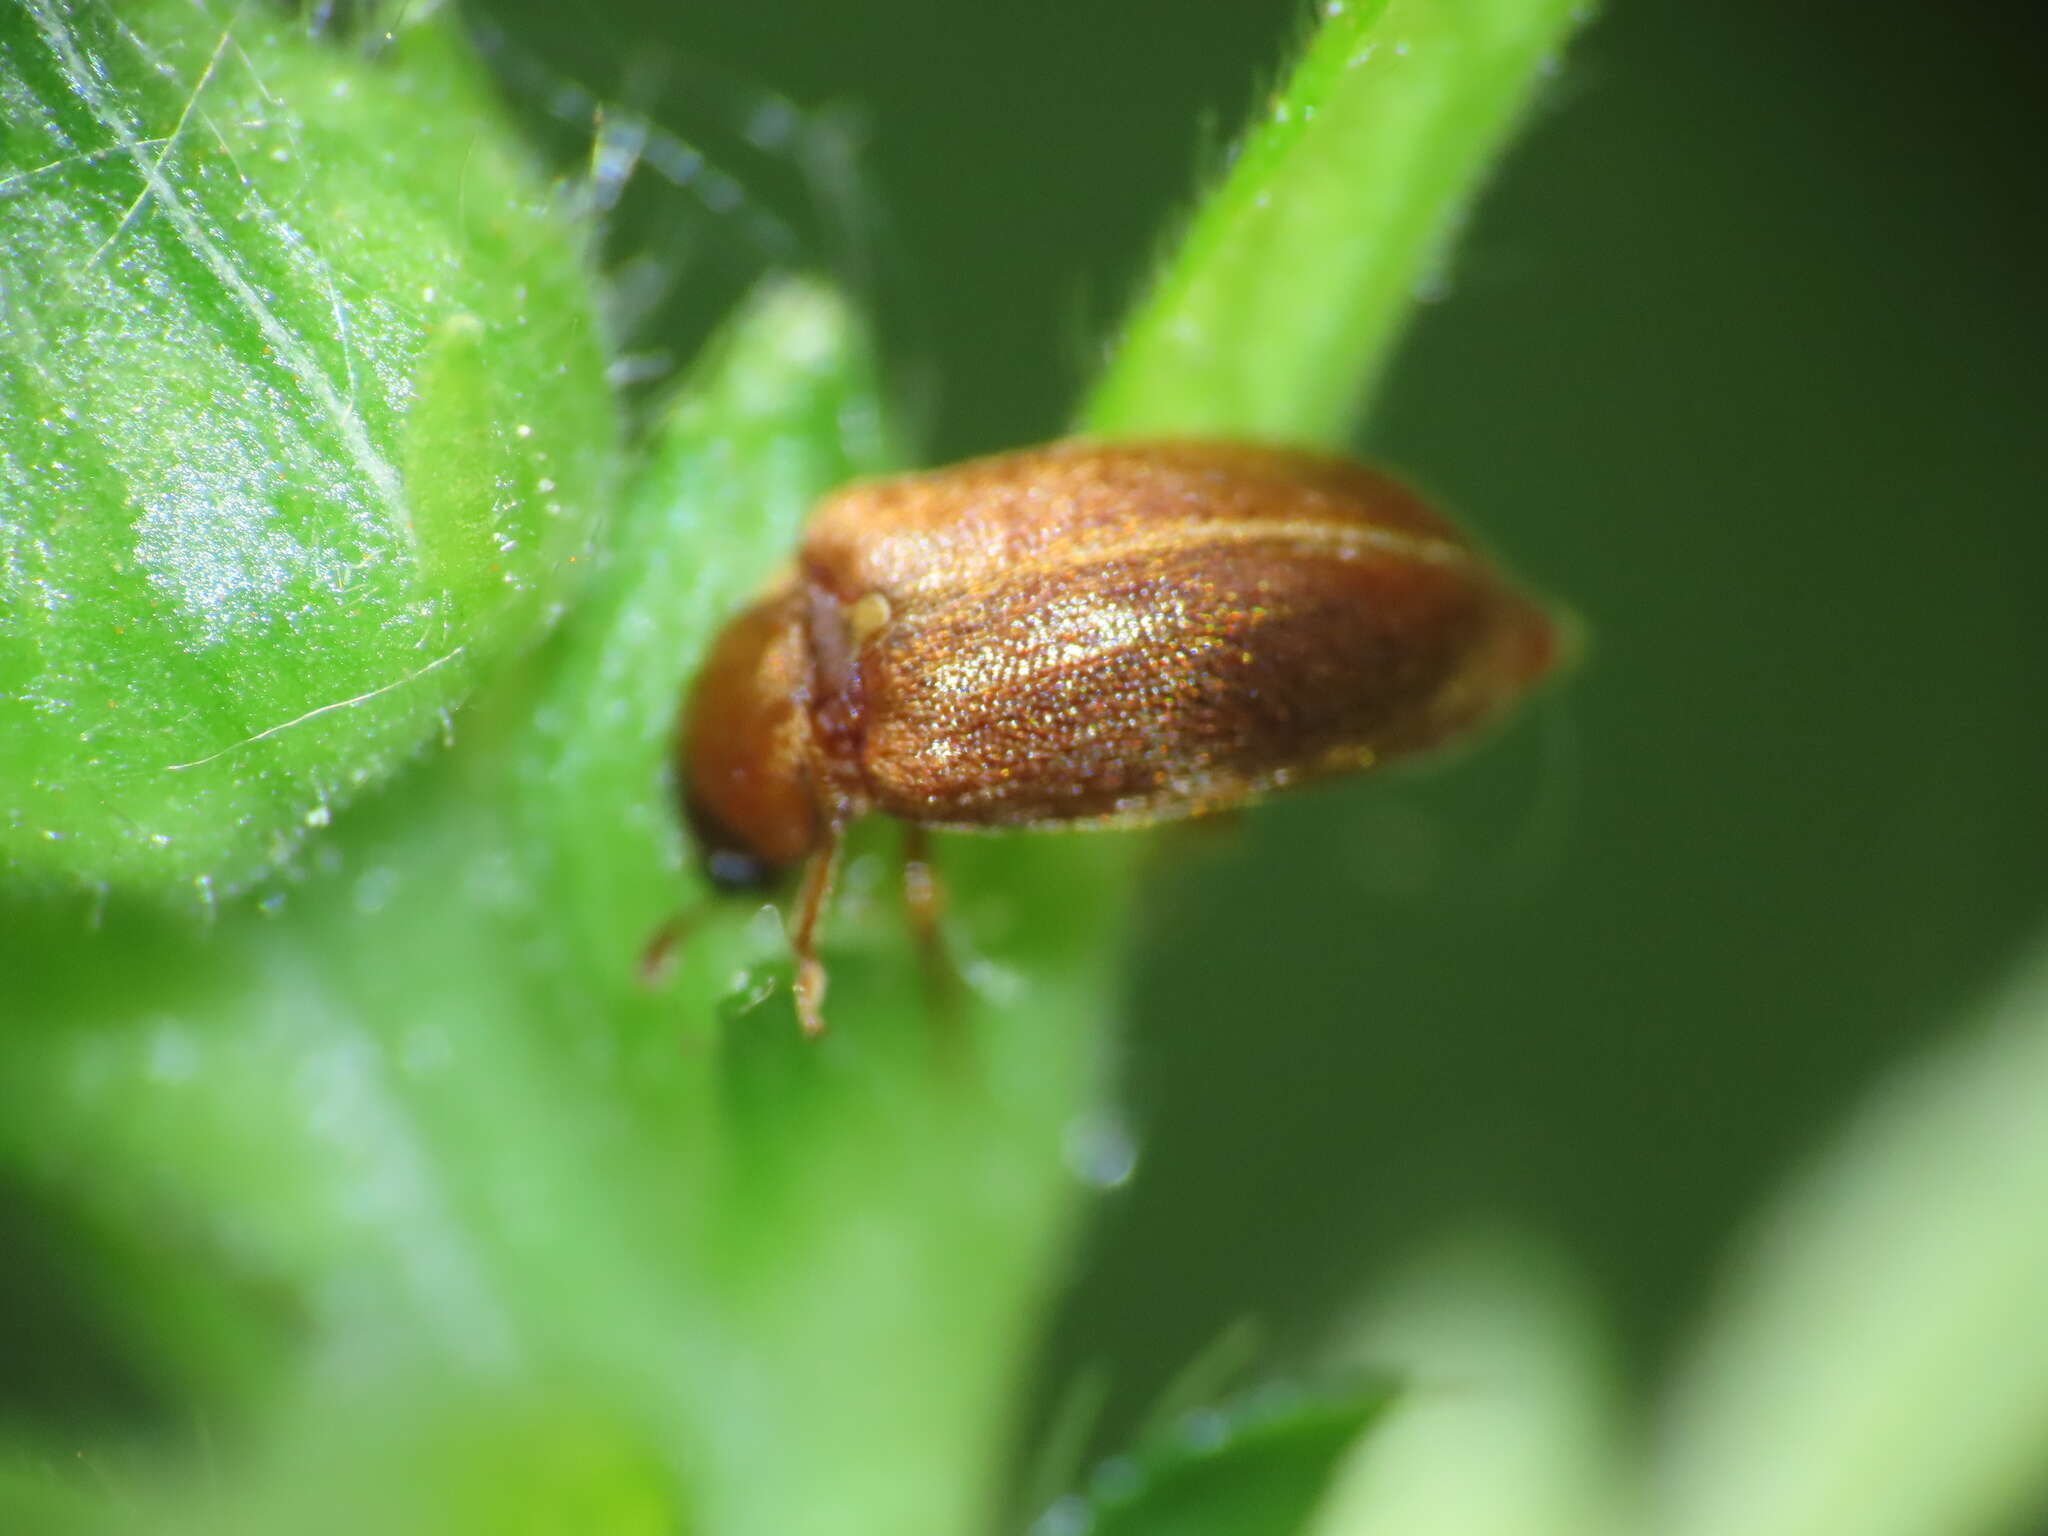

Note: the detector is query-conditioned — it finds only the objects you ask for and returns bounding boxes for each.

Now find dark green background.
[489,0,2048,1444]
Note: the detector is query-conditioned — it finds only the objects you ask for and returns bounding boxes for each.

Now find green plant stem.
[1088,0,1588,444]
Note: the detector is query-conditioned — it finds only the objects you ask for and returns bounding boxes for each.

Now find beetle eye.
[705,847,773,891]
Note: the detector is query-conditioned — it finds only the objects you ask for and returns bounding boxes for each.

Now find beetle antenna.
[638,902,708,989]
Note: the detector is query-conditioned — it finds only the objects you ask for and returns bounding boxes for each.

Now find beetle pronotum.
[680,439,1561,1034]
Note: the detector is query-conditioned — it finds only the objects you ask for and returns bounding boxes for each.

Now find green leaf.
[0,280,1132,1536]
[1040,1383,1394,1536]
[0,2,614,896]
[1087,0,1592,444]
[1649,933,2048,1536]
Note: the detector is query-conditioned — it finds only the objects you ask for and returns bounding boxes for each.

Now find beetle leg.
[788,823,843,1037]
[903,823,974,1059]
[901,823,947,956]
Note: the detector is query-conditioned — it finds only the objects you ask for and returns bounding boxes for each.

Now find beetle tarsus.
[795,955,829,1038]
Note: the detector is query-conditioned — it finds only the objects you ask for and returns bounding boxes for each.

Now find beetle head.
[680,583,820,889]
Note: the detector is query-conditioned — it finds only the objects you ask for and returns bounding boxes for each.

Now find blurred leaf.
[1308,1230,1625,1536]
[0,1451,117,1536]
[0,1,614,896]
[1649,932,2048,1536]
[1087,0,1592,444]
[1036,1383,1394,1536]
[152,1386,676,1536]
[514,275,897,990]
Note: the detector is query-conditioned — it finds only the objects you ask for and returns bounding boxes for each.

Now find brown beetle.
[681,440,1561,1034]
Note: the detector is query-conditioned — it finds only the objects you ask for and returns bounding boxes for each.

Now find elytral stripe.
[1064,517,1473,572]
